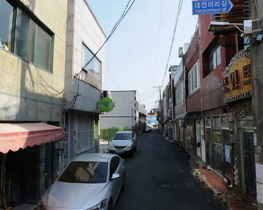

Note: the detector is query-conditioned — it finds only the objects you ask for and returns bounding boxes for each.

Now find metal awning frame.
[175,111,202,120]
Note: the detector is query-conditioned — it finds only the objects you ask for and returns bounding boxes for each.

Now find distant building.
[139,104,147,126]
[147,111,158,127]
[100,90,139,129]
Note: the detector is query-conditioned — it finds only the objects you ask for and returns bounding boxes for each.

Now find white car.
[144,125,152,133]
[109,131,137,156]
[37,153,126,210]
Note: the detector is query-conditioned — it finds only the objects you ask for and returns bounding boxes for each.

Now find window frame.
[82,43,102,89]
[0,0,54,72]
[176,81,184,103]
[188,60,200,94]
[209,46,221,72]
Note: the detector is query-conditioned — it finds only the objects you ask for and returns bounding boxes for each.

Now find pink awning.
[0,123,64,154]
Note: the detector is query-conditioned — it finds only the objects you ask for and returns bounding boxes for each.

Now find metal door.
[243,130,256,199]
[196,121,201,157]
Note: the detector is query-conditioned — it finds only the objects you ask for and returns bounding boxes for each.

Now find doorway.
[242,130,256,199]
[196,120,201,157]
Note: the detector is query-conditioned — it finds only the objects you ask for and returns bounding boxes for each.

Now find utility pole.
[153,85,162,103]
[153,85,162,116]
[250,0,263,209]
[153,85,162,131]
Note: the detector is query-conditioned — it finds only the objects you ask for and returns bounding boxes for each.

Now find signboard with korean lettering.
[192,0,233,15]
[214,132,222,154]
[222,50,251,103]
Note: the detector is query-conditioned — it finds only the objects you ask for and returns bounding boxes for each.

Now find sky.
[87,0,198,112]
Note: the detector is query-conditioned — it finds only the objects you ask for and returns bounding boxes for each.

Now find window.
[82,44,101,88]
[110,157,120,177]
[209,46,221,72]
[0,1,13,51]
[176,81,184,103]
[58,161,108,183]
[113,133,132,140]
[0,1,53,71]
[188,60,200,93]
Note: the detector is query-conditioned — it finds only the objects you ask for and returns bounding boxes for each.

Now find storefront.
[221,49,256,200]
[0,123,64,208]
[205,115,232,180]
[175,112,202,156]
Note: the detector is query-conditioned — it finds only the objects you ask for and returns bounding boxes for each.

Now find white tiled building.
[0,0,67,205]
[0,0,106,207]
[64,0,106,161]
[100,90,139,129]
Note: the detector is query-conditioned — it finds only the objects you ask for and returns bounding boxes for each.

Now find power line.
[153,0,164,82]
[68,0,136,110]
[141,92,159,101]
[161,0,184,90]
[83,0,135,70]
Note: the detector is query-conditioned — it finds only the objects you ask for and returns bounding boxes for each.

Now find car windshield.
[58,161,108,183]
[113,133,131,140]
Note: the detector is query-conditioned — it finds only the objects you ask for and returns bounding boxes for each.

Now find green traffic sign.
[99,97,114,112]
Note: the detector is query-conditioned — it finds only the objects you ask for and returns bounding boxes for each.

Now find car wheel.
[108,200,113,210]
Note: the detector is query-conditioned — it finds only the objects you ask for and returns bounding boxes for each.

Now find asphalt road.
[109,129,229,210]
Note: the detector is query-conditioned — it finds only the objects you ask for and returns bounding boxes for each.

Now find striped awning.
[0,123,64,153]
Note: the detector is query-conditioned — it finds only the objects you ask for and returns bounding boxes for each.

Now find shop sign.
[98,97,114,112]
[221,50,251,103]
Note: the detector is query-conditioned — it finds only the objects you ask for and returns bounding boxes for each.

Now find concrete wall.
[0,0,67,123]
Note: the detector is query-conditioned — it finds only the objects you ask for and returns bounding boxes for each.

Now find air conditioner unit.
[103,90,111,98]
[178,47,184,58]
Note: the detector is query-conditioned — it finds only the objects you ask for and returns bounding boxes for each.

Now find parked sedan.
[109,131,137,156]
[37,153,126,210]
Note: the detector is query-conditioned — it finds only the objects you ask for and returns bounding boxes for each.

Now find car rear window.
[113,133,131,140]
[58,161,108,183]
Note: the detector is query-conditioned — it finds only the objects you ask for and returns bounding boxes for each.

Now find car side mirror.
[111,173,120,180]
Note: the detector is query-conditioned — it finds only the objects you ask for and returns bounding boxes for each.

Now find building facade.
[63,0,107,162]
[174,60,187,149]
[0,0,67,207]
[161,0,256,205]
[100,90,139,130]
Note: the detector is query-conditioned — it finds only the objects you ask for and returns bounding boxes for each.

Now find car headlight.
[109,144,114,149]
[126,143,133,150]
[88,199,107,210]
